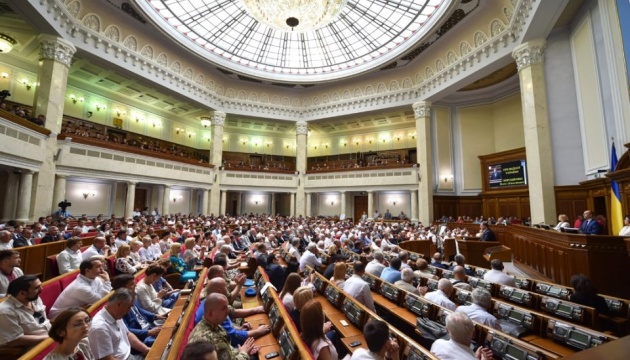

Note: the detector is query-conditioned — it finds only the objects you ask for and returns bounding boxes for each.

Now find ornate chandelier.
[0,33,17,53]
[241,0,347,32]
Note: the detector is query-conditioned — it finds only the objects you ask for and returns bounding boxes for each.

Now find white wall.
[316,193,342,217]
[169,189,191,214]
[65,180,113,216]
[375,191,411,218]
[243,193,271,214]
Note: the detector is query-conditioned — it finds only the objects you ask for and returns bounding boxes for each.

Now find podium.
[455,239,511,267]
[483,245,512,263]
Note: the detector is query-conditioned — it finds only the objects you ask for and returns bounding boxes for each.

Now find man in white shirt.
[350,319,399,360]
[49,258,112,318]
[0,250,23,297]
[0,275,51,348]
[298,243,322,272]
[0,230,13,250]
[115,229,131,249]
[456,288,501,330]
[342,261,376,312]
[365,251,386,277]
[56,238,83,274]
[82,236,111,261]
[88,288,150,360]
[430,312,493,360]
[288,238,301,262]
[483,259,516,287]
[424,279,457,311]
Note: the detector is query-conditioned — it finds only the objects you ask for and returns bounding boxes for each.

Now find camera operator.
[55,200,75,220]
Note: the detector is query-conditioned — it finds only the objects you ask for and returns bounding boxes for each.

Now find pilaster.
[413,101,434,225]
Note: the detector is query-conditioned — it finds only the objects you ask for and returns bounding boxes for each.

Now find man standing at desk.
[478,222,496,241]
[579,210,602,235]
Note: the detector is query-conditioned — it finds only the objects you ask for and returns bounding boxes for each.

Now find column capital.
[164,184,172,189]
[127,181,137,186]
[412,101,432,119]
[211,111,226,126]
[38,34,76,68]
[512,39,546,72]
[367,190,374,194]
[22,170,35,175]
[56,174,67,179]
[296,121,309,135]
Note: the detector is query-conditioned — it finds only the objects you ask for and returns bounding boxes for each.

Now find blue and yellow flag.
[610,142,623,235]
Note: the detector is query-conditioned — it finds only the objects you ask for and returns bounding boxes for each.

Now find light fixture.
[390,200,397,206]
[175,127,183,135]
[152,122,158,128]
[0,72,7,78]
[82,192,96,199]
[86,111,93,118]
[222,136,228,143]
[368,138,373,144]
[396,136,401,141]
[409,132,416,140]
[314,145,318,150]
[0,33,17,53]
[70,94,85,104]
[188,132,195,138]
[116,109,126,117]
[343,142,347,147]
[135,116,143,123]
[255,200,259,205]
[266,141,273,147]
[172,197,177,203]
[241,0,346,32]
[330,201,335,206]
[354,140,360,146]
[324,144,329,149]
[95,103,105,111]
[21,79,31,91]
[200,117,211,128]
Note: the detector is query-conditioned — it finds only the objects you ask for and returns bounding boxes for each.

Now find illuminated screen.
[279,331,295,358]
[269,305,279,326]
[488,160,527,188]
[509,310,524,322]
[569,331,590,345]
[558,304,572,314]
[549,287,561,295]
[512,291,524,300]
[505,345,526,359]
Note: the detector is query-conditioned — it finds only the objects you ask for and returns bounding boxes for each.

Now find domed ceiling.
[134,0,456,83]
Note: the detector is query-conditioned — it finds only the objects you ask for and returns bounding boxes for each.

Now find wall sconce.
[200,117,211,128]
[408,133,416,140]
[0,72,7,78]
[135,116,143,123]
[152,122,159,128]
[443,175,453,183]
[241,139,248,145]
[82,192,96,199]
[324,144,329,149]
[21,79,32,91]
[354,140,360,146]
[95,104,106,111]
[86,111,93,118]
[286,145,290,149]
[205,137,211,142]
[222,136,228,143]
[396,136,401,141]
[172,197,177,203]
[175,127,183,135]
[390,200,397,206]
[266,141,273,148]
[368,138,373,144]
[255,200,259,205]
[343,142,347,147]
[330,201,335,206]
[187,132,195,138]
[69,94,84,104]
[115,109,127,117]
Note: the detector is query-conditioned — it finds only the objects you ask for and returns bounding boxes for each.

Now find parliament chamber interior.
[1,0,630,359]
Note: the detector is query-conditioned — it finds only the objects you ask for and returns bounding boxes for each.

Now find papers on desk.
[260,281,277,295]
[240,262,248,267]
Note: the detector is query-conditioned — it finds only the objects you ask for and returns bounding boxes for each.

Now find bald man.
[188,293,259,359]
[424,278,457,311]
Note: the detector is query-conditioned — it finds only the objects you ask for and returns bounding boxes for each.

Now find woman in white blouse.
[135,264,171,315]
[554,214,571,232]
[618,215,630,236]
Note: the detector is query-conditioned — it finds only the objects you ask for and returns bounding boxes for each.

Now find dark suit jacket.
[12,235,31,248]
[40,234,57,244]
[123,301,156,340]
[579,219,602,235]
[265,263,286,291]
[431,260,448,270]
[480,229,497,241]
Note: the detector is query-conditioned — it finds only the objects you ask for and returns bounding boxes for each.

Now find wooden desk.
[341,334,368,353]
[372,293,400,310]
[395,307,420,327]
[327,313,363,337]
[241,288,263,308]
[258,344,281,360]
[253,330,278,347]
[146,327,175,360]
[313,293,343,316]
[528,338,576,357]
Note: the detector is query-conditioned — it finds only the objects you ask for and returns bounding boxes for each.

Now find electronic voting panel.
[546,320,608,350]
[499,286,534,307]
[312,275,326,293]
[542,298,584,322]
[362,274,378,291]
[380,282,401,303]
[268,303,283,336]
[325,284,342,308]
[468,277,493,291]
[404,293,431,317]
[485,331,542,360]
[535,283,571,299]
[278,327,297,360]
[494,303,534,331]
[342,298,366,328]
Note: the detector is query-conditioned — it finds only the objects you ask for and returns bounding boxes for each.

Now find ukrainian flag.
[610,142,623,235]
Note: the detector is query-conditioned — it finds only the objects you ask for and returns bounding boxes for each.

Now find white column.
[125,182,136,219]
[367,191,374,219]
[202,189,210,215]
[512,40,557,224]
[52,174,67,212]
[271,193,277,216]
[410,190,418,222]
[210,111,226,167]
[413,101,434,225]
[157,185,164,214]
[220,190,227,215]
[31,35,76,219]
[189,189,197,214]
[15,170,35,222]
[340,191,347,218]
[236,191,243,216]
[306,193,312,217]
[1,172,19,222]
[162,185,171,215]
[295,121,308,216]
[290,192,296,217]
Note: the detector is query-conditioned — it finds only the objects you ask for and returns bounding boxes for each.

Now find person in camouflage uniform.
[188,293,259,360]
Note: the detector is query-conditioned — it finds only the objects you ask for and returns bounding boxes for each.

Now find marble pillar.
[410,190,419,222]
[367,191,374,219]
[1,172,18,222]
[52,175,67,210]
[236,191,243,216]
[290,192,296,217]
[15,170,35,222]
[513,40,557,224]
[295,121,308,216]
[157,185,165,215]
[271,193,277,216]
[125,182,136,219]
[202,189,210,215]
[30,35,76,218]
[162,185,171,215]
[209,111,226,215]
[340,191,347,218]
[220,190,227,215]
[413,101,434,225]
[306,193,312,217]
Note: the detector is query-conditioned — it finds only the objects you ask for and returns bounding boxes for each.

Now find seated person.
[88,289,150,360]
[168,243,197,282]
[81,236,110,261]
[300,300,338,360]
[483,259,516,287]
[135,264,171,315]
[181,342,217,360]
[188,293,260,358]
[424,279,457,311]
[298,243,322,272]
[450,266,473,291]
[0,275,51,350]
[264,253,286,291]
[279,273,302,312]
[431,252,448,269]
[365,251,387,277]
[342,261,376,312]
[115,244,143,275]
[430,312,493,360]
[413,258,438,280]
[50,259,112,318]
[56,238,83,275]
[0,250,24,297]
[456,288,501,330]
[380,257,402,283]
[448,254,474,276]
[350,319,399,360]
[569,274,610,315]
[112,275,163,346]
[394,268,421,295]
[44,308,95,360]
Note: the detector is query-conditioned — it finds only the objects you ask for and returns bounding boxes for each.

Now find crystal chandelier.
[241,0,347,32]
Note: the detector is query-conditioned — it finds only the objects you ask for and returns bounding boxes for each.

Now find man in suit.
[384,209,392,220]
[579,210,602,235]
[431,252,449,269]
[490,167,502,180]
[264,253,285,291]
[479,222,497,241]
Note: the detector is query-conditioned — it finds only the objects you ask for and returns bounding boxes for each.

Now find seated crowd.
[0,212,613,360]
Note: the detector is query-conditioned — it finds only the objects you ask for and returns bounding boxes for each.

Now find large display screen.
[489,160,528,188]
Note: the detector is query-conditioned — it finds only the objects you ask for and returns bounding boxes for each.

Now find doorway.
[354,195,368,223]
[134,188,147,213]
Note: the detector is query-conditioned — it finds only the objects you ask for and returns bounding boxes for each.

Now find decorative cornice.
[412,102,432,119]
[512,39,546,72]
[296,121,308,135]
[38,34,76,68]
[211,111,226,127]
